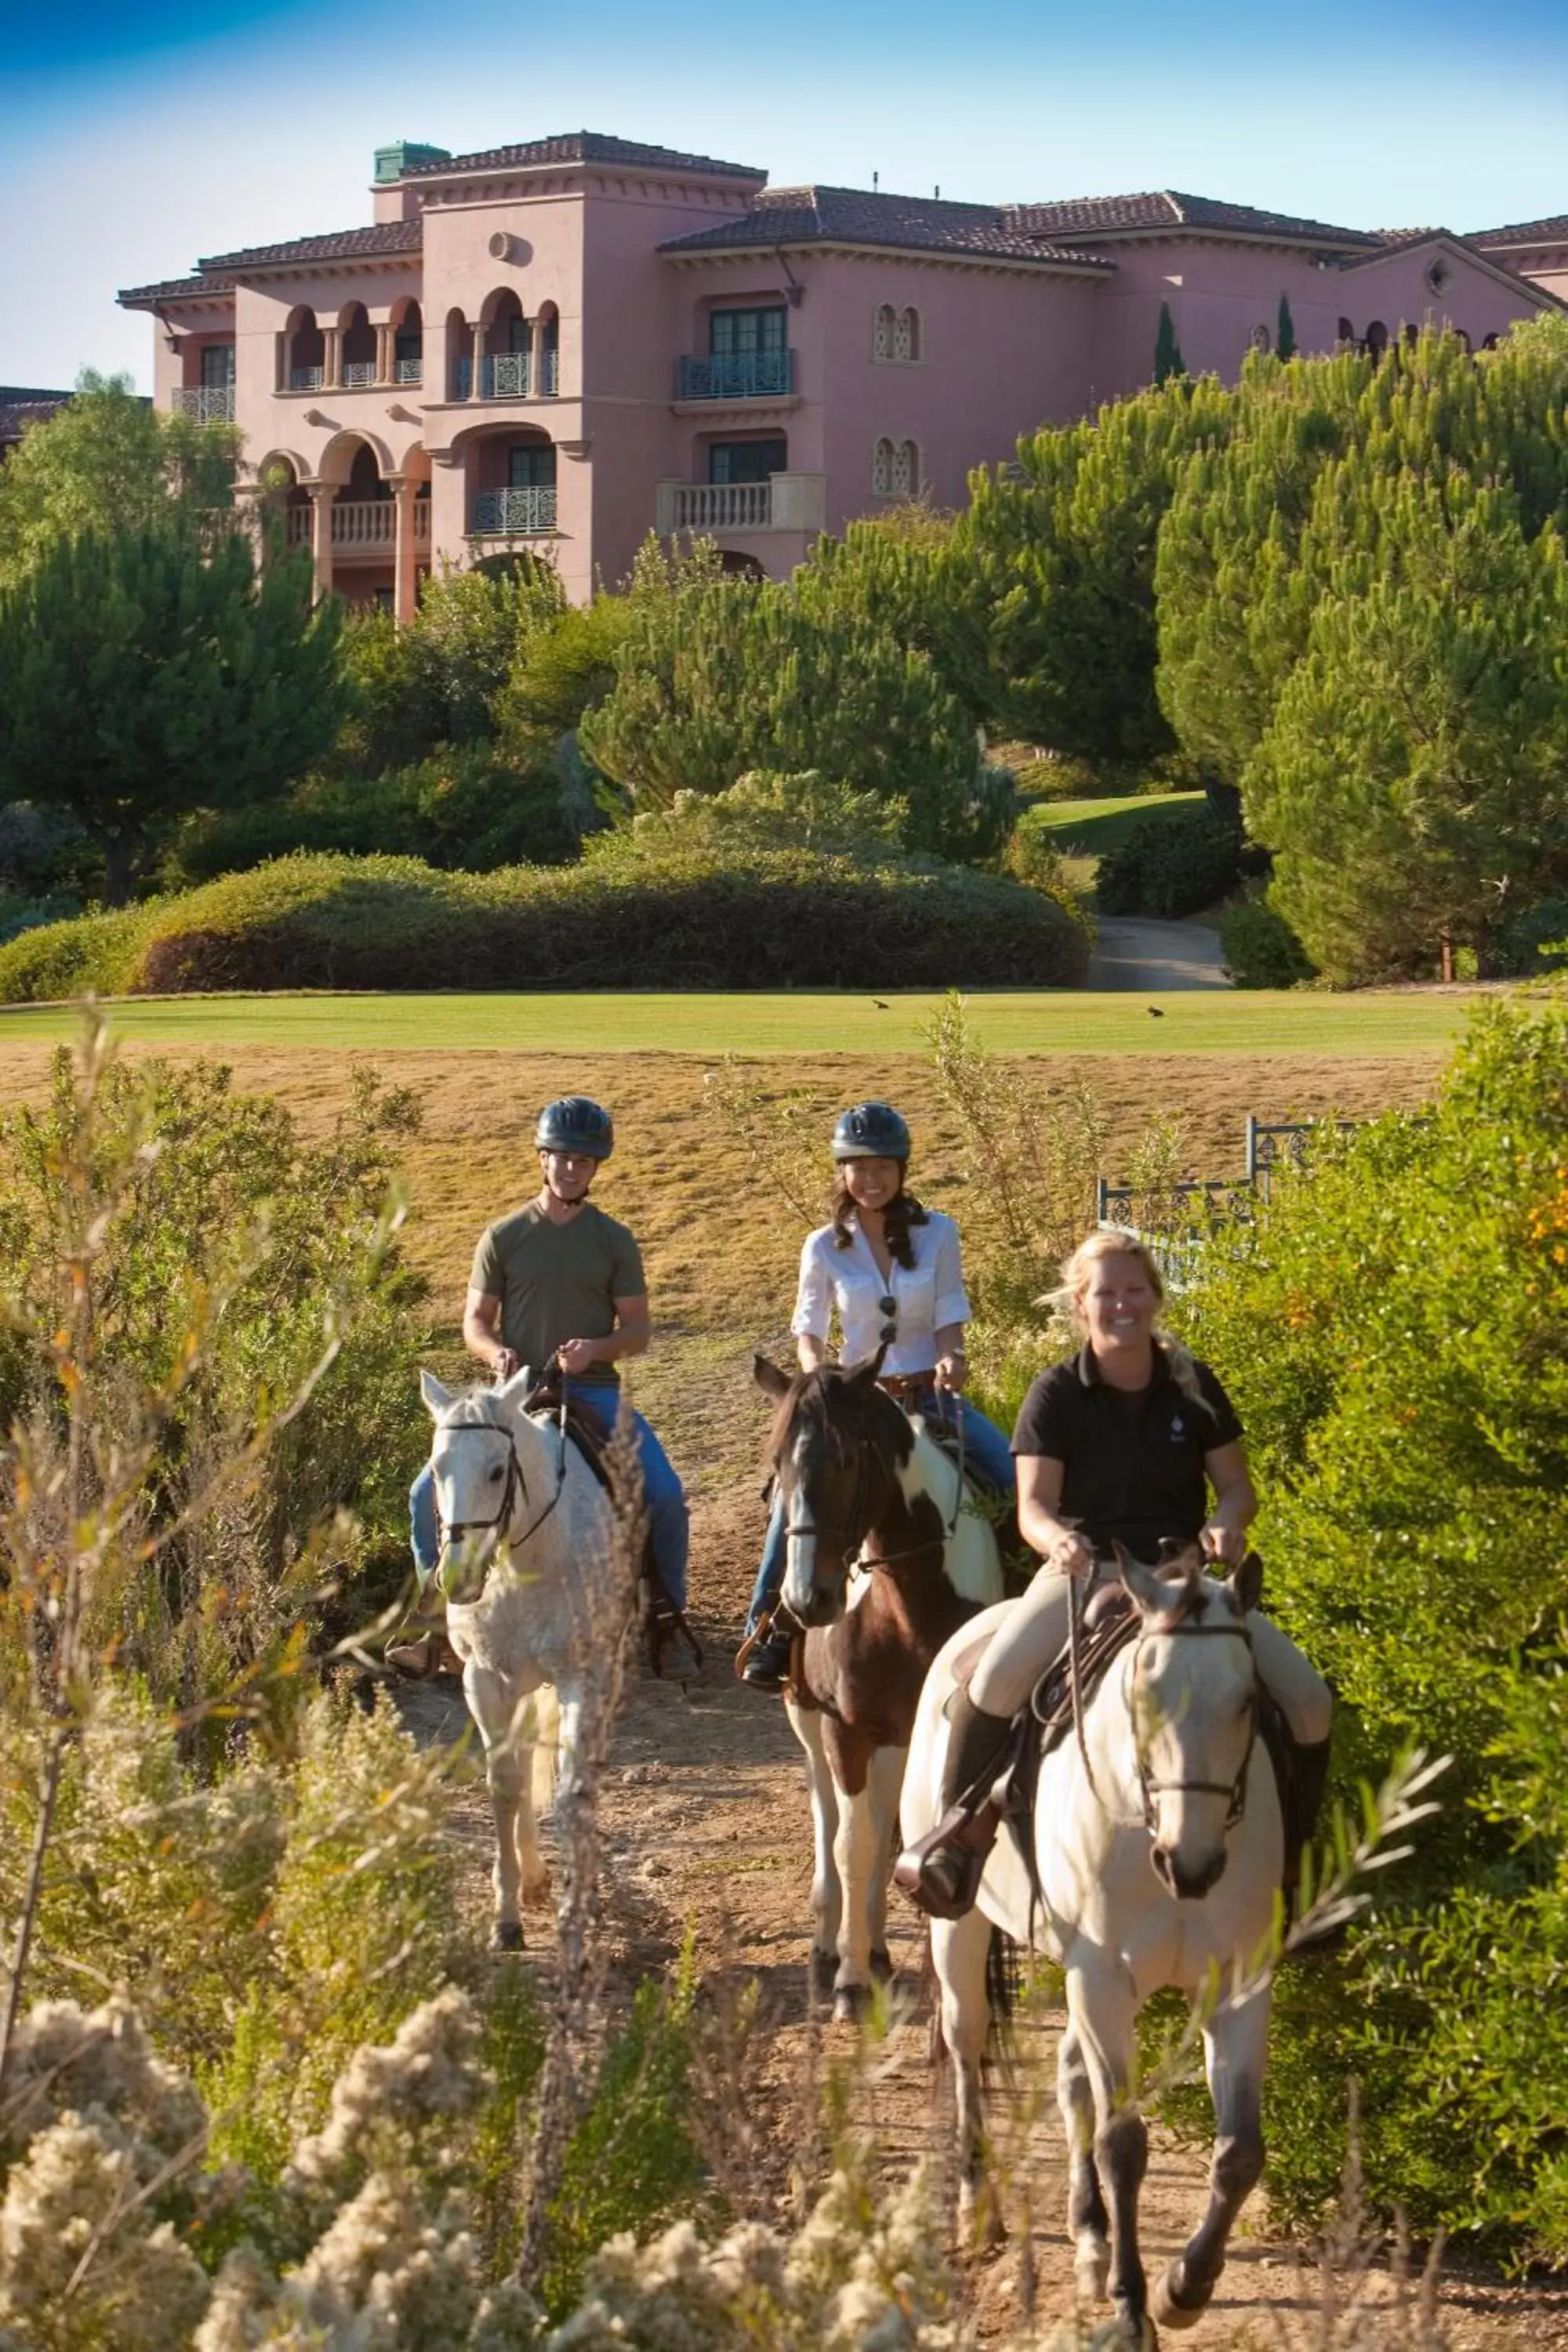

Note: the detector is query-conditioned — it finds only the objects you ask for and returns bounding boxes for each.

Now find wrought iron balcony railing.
[481,352,530,399]
[172,385,235,423]
[341,361,376,387]
[675,349,793,401]
[289,365,325,391]
[394,355,423,383]
[470,486,557,535]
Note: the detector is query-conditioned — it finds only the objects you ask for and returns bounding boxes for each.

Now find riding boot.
[386,1588,463,1680]
[894,1690,1015,1921]
[1283,1736,1334,1936]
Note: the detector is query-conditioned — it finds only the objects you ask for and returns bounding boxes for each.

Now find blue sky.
[4,0,1565,390]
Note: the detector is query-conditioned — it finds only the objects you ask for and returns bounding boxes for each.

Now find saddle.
[524,1372,702,1679]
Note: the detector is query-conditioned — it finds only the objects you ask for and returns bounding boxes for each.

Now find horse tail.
[984,1925,1022,2089]
[528,1683,561,1818]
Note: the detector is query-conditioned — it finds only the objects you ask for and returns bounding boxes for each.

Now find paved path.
[1089,916,1229,991]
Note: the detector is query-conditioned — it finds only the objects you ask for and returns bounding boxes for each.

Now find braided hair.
[829,1168,929,1271]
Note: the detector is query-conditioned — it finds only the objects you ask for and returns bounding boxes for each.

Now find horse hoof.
[493,1919,524,1952]
[833,1982,869,2025]
[1074,2249,1110,2304]
[1091,2316,1157,2352]
[1152,2261,1210,2330]
[810,1947,837,1999]
[869,1946,894,1983]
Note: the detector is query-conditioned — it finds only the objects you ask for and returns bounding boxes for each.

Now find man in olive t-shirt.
[394,1095,688,1675]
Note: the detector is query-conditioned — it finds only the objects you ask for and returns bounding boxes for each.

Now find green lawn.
[1022,791,1207,861]
[0,989,1478,1058]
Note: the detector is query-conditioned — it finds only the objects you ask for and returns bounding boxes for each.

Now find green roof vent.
[375,142,452,185]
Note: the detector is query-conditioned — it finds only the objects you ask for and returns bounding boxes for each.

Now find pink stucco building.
[118,133,1566,616]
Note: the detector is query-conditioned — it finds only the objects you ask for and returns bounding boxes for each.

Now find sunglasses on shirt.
[879,1293,897,1345]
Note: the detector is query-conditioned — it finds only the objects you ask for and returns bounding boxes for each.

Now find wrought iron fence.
[675,349,793,400]
[482,352,530,399]
[172,385,235,423]
[470,486,557,535]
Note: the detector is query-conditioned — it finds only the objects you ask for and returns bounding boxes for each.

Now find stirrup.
[894,1801,1000,1921]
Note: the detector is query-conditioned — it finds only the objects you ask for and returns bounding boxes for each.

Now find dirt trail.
[404,1479,1566,2350]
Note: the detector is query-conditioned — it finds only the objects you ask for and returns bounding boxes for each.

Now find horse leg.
[465,1662,528,1951]
[511,1683,553,1905]
[865,1741,906,1982]
[1152,1981,1270,2331]
[826,1726,880,2021]
[933,1907,1004,2248]
[785,1697,842,2001]
[1069,1962,1155,2347]
[1058,2020,1111,2305]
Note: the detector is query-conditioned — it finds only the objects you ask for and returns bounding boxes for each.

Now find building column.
[530,314,550,395]
[472,318,488,397]
[390,474,419,627]
[376,322,394,384]
[322,326,342,389]
[307,482,335,601]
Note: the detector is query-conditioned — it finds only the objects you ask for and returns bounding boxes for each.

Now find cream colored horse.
[420,1369,614,1948]
[902,1548,1283,2349]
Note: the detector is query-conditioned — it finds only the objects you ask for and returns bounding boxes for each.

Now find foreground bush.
[1174,990,1568,2258]
[0,848,1089,999]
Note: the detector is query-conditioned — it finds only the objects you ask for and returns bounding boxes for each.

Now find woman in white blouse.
[740,1099,1016,1690]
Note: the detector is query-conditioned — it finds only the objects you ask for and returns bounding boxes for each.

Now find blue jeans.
[744,1390,1014,1635]
[410,1381,688,1609]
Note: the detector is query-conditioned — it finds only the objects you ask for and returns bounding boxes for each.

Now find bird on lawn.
[873,999,890,1010]
[1147,1007,1166,1018]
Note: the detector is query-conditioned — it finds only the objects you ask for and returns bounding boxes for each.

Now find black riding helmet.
[831,1101,911,1162]
[535,1096,615,1160]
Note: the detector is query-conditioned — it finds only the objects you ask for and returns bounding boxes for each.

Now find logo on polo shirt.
[1171,1415,1185,1439]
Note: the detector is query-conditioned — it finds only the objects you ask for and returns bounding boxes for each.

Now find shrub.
[1495,890,1568,976]
[1172,992,1568,2258]
[1220,886,1317,986]
[1094,801,1244,916]
[169,747,583,884]
[0,848,1091,1000]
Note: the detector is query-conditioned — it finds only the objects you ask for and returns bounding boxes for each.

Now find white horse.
[902,1547,1283,2348]
[419,1367,615,1949]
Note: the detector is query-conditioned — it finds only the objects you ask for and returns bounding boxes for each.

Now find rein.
[434,1379,571,1580]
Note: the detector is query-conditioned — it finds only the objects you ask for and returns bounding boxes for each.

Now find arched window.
[1453,327,1472,354]
[892,438,920,497]
[339,303,376,387]
[1336,316,1356,350]
[482,292,529,397]
[894,307,920,362]
[872,437,895,495]
[1481,330,1500,352]
[446,309,473,401]
[393,299,423,384]
[1249,322,1271,354]
[873,304,896,362]
[1365,319,1388,363]
[285,308,323,391]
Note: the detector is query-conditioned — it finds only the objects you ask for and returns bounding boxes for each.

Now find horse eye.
[488,1465,504,1483]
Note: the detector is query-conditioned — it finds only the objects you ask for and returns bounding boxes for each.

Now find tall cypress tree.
[1276,292,1298,361]
[1154,301,1186,387]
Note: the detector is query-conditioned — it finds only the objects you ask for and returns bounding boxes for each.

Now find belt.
[878,1372,938,1399]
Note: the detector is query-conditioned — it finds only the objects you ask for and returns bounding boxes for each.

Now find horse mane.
[441,1390,515,1431]
[764,1366,912,1470]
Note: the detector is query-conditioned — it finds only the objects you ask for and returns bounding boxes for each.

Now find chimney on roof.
[934,185,940,198]
[873,171,879,191]
[374,140,451,184]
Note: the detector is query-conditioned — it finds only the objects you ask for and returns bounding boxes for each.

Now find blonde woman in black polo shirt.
[901,1227,1330,1919]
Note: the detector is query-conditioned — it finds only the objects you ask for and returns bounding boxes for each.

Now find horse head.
[754,1352,900,1628]
[1116,1540,1265,1902]
[420,1367,537,1605]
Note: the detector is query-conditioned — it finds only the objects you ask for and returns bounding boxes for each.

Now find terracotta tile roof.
[196,218,423,271]
[1000,190,1380,249]
[405,130,765,182]
[118,270,236,307]
[0,387,76,443]
[1468,212,1568,249]
[660,184,1113,268]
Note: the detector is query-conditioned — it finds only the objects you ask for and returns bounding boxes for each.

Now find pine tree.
[1276,293,1298,361]
[959,373,1232,764]
[1154,302,1186,387]
[0,527,345,902]
[1244,473,1568,979]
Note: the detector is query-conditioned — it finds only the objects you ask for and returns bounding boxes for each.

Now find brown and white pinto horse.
[753,1355,1004,2021]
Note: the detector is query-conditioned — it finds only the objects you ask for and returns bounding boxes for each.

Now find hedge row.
[0,848,1091,1000]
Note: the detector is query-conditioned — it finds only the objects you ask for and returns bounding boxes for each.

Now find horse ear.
[753,1353,792,1401]
[1230,1548,1264,1617]
[1114,1540,1165,1615]
[420,1369,456,1419]
[851,1341,888,1388]
[495,1367,533,1407]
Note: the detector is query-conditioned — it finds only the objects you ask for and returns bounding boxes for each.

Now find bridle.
[779,1386,967,1586]
[431,1385,570,1588]
[1129,1614,1259,1836]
